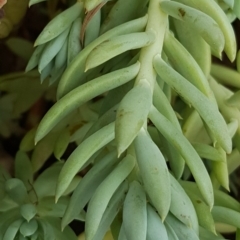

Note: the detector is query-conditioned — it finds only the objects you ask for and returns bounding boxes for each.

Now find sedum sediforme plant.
[1,0,240,239]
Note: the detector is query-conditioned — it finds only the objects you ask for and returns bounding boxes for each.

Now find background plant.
[1,0,240,239]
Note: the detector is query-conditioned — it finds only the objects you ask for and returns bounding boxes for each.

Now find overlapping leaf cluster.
[0,151,80,240]
[1,0,240,239]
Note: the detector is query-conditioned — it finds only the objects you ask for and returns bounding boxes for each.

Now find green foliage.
[1,0,240,239]
[0,155,79,239]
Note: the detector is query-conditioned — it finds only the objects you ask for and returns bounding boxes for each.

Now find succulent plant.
[1,0,240,239]
[0,150,81,240]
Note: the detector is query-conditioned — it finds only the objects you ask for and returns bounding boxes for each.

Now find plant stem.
[135,0,168,92]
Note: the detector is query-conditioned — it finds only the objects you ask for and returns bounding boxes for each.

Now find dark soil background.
[0,1,240,239]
